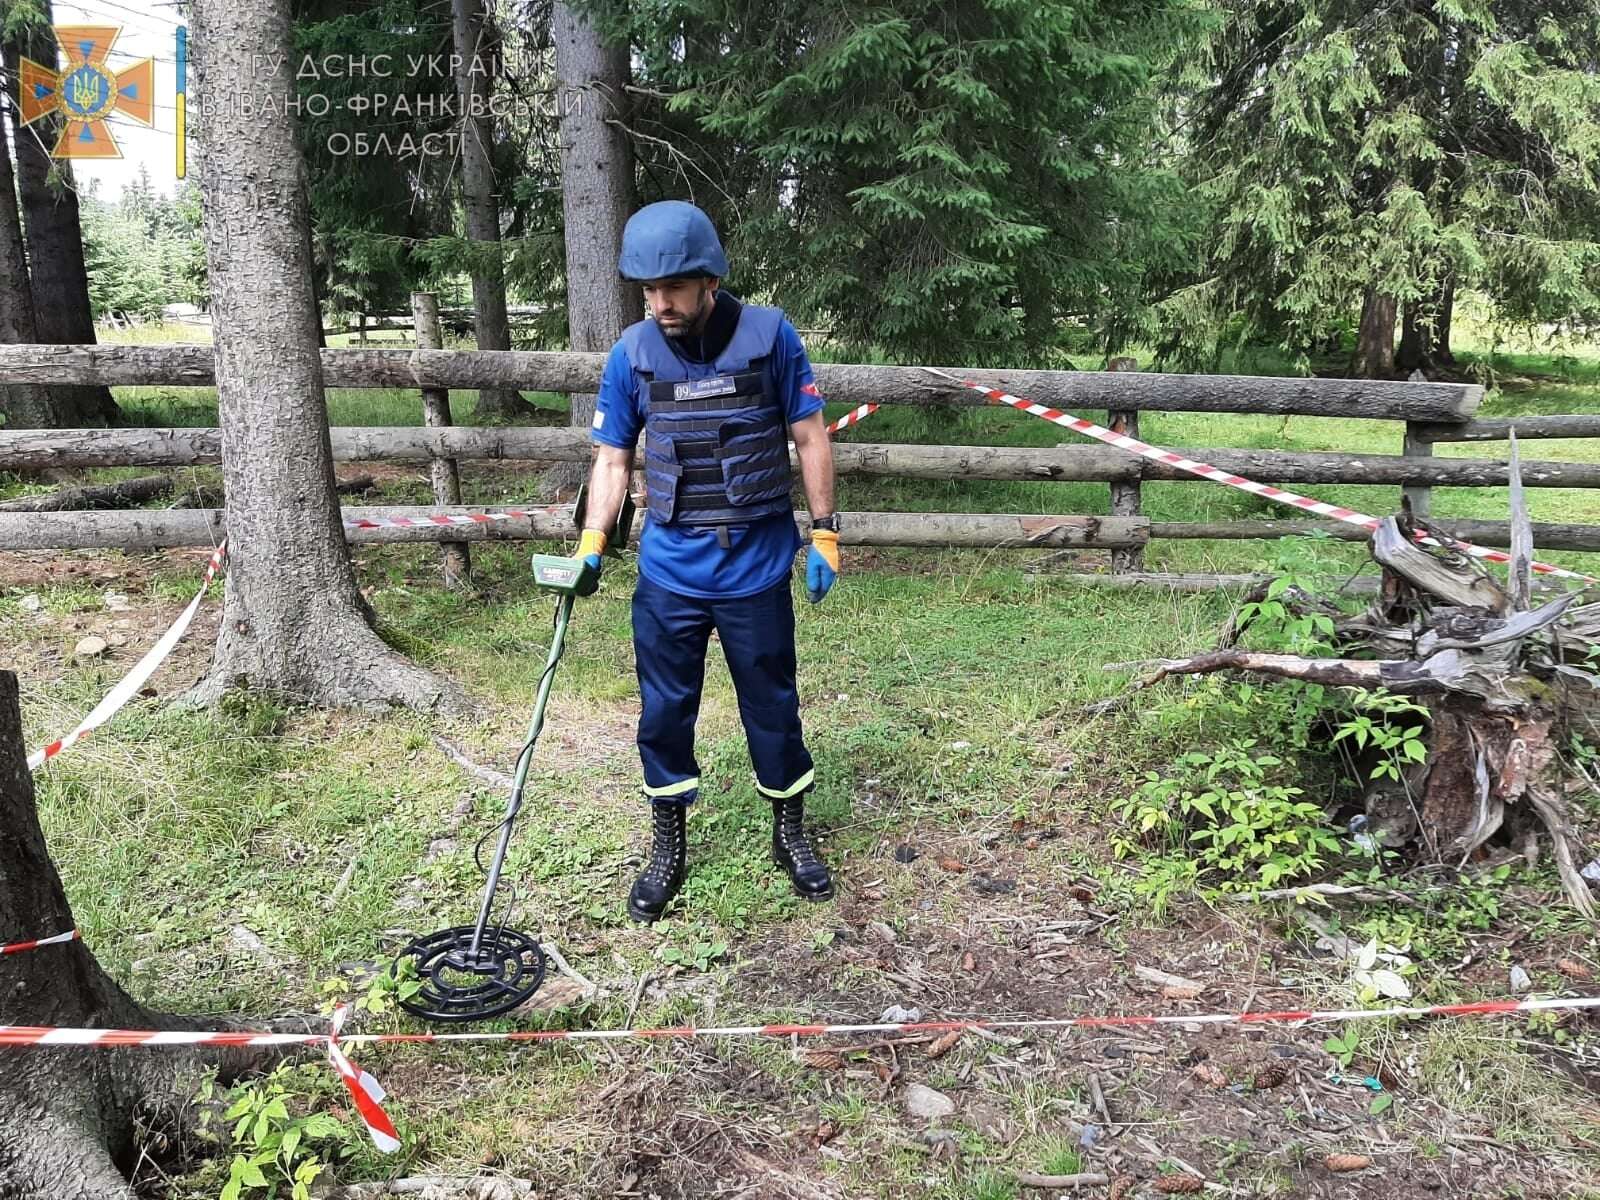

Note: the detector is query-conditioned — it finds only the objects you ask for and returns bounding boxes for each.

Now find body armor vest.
[622,305,794,528]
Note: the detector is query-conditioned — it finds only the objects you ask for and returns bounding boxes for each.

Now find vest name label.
[674,376,738,401]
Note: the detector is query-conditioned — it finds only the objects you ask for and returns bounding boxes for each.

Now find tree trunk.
[189,0,468,713]
[1351,289,1398,380]
[1434,275,1456,365]
[0,671,300,1195]
[450,0,526,421]
[4,7,121,427]
[1396,300,1431,373]
[550,0,640,491]
[0,102,53,429]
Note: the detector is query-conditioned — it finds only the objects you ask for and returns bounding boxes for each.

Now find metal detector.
[396,487,635,1022]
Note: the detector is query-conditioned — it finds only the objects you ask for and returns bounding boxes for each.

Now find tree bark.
[551,0,640,490]
[4,7,121,427]
[450,0,526,421]
[1396,299,1431,374]
[1352,289,1398,380]
[0,95,53,429]
[189,0,468,713]
[1434,275,1456,365]
[0,344,1488,421]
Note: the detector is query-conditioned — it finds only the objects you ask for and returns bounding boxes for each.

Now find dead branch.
[0,473,171,512]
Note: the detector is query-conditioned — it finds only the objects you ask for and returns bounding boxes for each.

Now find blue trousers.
[632,573,814,804]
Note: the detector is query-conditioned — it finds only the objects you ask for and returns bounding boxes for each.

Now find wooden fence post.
[1106,357,1143,572]
[411,292,471,586]
[1403,421,1434,517]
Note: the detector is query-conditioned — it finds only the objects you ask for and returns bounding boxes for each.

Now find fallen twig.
[329,1178,533,1199]
[1015,1171,1111,1190]
[540,942,598,998]
[432,735,515,791]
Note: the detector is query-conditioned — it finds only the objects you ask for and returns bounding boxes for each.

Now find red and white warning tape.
[27,542,228,771]
[341,503,570,533]
[0,928,79,956]
[924,368,1597,585]
[325,1004,401,1153]
[826,403,880,435]
[4,993,1597,1051]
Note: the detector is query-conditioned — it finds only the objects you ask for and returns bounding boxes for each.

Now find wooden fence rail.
[0,344,1483,421]
[3,428,1597,489]
[0,508,1149,552]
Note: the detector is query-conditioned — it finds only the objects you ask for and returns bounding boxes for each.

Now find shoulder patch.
[592,410,605,430]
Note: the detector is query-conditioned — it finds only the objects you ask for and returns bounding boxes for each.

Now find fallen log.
[0,508,1150,551]
[0,473,172,512]
[0,344,1484,420]
[1151,519,1600,551]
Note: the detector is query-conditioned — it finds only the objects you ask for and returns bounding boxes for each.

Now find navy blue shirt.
[591,292,825,599]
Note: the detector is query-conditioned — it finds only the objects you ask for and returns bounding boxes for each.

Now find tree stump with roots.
[1110,488,1600,913]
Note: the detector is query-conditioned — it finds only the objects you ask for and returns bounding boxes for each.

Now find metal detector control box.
[530,555,585,593]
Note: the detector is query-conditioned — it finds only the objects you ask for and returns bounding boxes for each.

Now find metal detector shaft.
[468,589,576,957]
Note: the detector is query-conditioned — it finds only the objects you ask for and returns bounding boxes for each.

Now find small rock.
[949,741,971,751]
[72,635,109,658]
[102,592,131,611]
[1580,857,1600,885]
[867,920,898,944]
[971,874,1016,896]
[903,1083,955,1121]
[1509,964,1532,993]
[228,925,272,962]
[18,594,41,611]
[881,1004,922,1024]
[893,844,919,864]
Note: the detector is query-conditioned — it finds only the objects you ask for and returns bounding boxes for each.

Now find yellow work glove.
[576,528,607,596]
[806,529,840,603]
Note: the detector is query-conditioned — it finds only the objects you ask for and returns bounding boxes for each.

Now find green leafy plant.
[197,1063,358,1200]
[1332,689,1430,782]
[657,938,728,972]
[1323,1028,1361,1070]
[1114,739,1344,894]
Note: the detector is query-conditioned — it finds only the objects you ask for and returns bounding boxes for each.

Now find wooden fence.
[1,339,1595,566]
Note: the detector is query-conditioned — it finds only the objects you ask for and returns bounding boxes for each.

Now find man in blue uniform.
[572,200,841,923]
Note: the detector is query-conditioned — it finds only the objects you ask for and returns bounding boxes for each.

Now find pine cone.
[1557,958,1594,982]
[1253,1061,1289,1089]
[1324,1153,1373,1173]
[1153,1175,1204,1194]
[1108,1176,1136,1200]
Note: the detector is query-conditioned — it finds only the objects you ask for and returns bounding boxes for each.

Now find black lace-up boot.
[628,802,687,923]
[771,792,833,901]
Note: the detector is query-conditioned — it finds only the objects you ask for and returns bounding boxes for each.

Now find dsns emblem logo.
[17,25,154,159]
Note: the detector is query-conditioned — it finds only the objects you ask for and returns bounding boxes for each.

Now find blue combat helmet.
[618,201,729,281]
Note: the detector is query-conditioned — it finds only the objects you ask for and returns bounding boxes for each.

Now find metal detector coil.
[396,486,634,1022]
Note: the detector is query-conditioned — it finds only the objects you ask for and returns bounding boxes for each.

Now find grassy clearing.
[3,324,1599,1197]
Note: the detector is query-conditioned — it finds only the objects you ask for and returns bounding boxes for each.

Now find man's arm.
[789,411,835,520]
[583,443,635,539]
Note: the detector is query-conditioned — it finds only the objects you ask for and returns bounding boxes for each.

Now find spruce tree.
[1163,0,1600,376]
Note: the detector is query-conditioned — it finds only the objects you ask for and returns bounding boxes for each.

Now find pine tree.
[1162,0,1600,377]
[582,0,1196,365]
